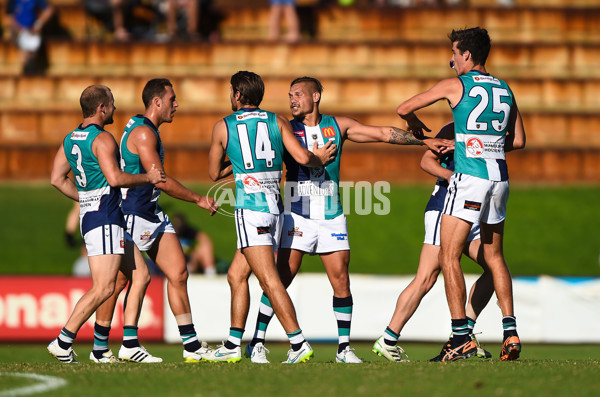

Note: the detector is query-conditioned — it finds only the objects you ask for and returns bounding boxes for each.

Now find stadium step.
[1,102,598,149]
[13,41,592,79]
[1,75,598,114]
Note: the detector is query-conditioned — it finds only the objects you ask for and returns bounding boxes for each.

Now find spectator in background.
[82,0,133,41]
[165,0,199,41]
[171,213,217,276]
[268,0,300,43]
[5,0,53,74]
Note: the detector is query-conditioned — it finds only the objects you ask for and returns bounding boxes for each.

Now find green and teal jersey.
[452,70,513,181]
[119,115,164,222]
[62,123,123,234]
[225,108,284,214]
[285,114,343,220]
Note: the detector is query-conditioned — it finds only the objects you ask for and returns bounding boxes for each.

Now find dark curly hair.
[448,27,491,66]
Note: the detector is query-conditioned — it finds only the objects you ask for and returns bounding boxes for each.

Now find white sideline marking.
[0,373,67,396]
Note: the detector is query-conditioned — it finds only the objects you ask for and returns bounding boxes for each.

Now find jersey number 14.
[237,121,275,170]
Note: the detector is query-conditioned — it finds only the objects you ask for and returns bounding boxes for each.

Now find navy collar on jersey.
[292,113,322,127]
[137,115,158,132]
[240,107,260,112]
[469,69,490,76]
[78,123,103,131]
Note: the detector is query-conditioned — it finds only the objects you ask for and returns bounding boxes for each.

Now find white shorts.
[125,212,176,252]
[424,210,480,246]
[280,212,350,255]
[235,209,282,249]
[443,173,509,225]
[84,224,125,256]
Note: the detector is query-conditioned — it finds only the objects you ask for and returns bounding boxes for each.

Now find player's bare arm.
[50,145,79,201]
[279,115,337,166]
[95,132,166,187]
[133,126,219,215]
[397,78,462,134]
[504,101,526,152]
[420,149,453,183]
[208,119,233,181]
[340,116,452,154]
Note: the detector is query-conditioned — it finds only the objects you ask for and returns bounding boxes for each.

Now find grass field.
[1,183,599,276]
[0,342,599,397]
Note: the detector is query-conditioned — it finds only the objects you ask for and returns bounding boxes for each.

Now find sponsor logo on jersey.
[293,130,305,137]
[257,226,270,235]
[466,137,484,156]
[243,176,261,193]
[322,127,336,137]
[464,200,482,211]
[237,111,268,121]
[331,233,348,241]
[472,75,500,85]
[71,131,89,140]
[288,227,303,237]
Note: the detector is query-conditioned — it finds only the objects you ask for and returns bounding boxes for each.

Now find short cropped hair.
[80,85,111,118]
[230,71,264,107]
[448,27,491,66]
[290,76,323,104]
[142,78,173,109]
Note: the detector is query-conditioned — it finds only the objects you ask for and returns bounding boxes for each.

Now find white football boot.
[118,345,163,363]
[335,346,363,363]
[47,339,78,364]
[372,335,409,362]
[282,341,313,364]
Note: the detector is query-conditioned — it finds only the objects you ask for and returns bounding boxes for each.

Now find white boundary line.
[0,373,67,397]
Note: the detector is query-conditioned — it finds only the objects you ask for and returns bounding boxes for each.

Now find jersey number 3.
[236,122,275,170]
[71,144,87,187]
[467,86,510,132]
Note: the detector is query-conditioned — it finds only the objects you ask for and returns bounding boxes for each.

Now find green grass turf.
[1,183,599,276]
[0,343,599,397]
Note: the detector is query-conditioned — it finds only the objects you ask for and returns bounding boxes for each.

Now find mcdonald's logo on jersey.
[322,127,336,137]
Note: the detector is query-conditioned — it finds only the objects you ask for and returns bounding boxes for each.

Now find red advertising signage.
[0,276,164,341]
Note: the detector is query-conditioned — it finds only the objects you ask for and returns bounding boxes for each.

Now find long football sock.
[383,327,400,347]
[450,319,470,344]
[179,323,203,352]
[123,326,140,348]
[466,316,476,334]
[57,327,76,350]
[250,294,274,346]
[502,316,518,339]
[333,295,353,353]
[224,327,244,349]
[92,323,111,359]
[287,329,306,352]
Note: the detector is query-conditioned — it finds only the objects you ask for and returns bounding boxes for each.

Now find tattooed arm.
[338,116,453,154]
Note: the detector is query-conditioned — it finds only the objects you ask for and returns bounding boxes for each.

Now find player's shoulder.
[436,121,455,139]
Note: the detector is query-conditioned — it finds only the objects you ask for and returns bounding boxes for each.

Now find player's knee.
[168,266,189,286]
[417,270,439,292]
[92,283,116,302]
[227,270,244,288]
[139,271,151,288]
[331,273,350,292]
